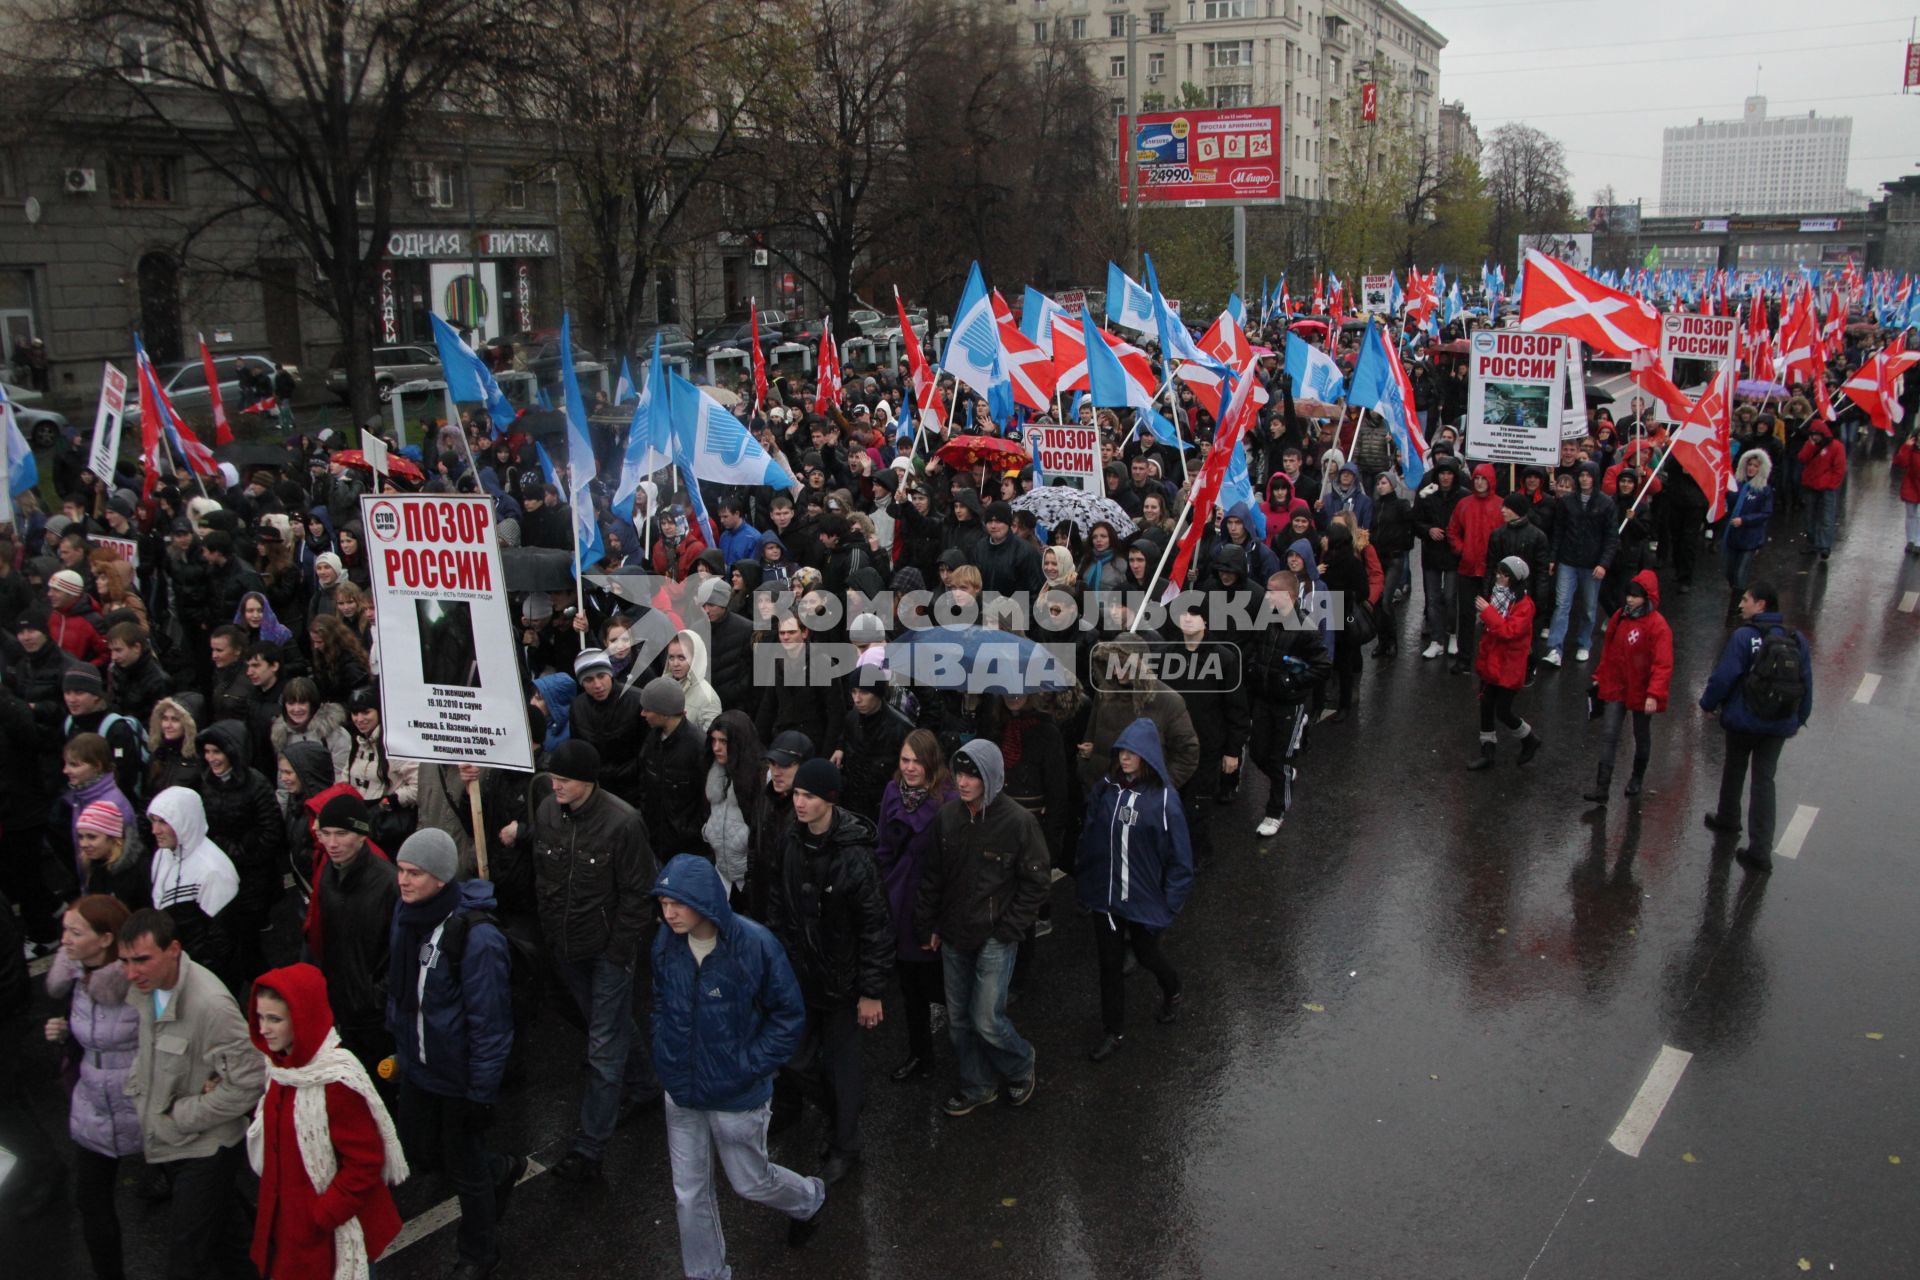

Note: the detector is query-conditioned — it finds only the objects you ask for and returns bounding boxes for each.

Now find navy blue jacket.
[1724,482,1774,552]
[1552,467,1621,569]
[1075,719,1194,930]
[386,878,514,1103]
[1698,611,1813,736]
[649,853,806,1112]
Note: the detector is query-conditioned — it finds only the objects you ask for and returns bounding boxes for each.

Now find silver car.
[326,344,442,404]
[123,353,277,426]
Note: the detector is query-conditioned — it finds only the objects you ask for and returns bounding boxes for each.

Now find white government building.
[1660,96,1862,217]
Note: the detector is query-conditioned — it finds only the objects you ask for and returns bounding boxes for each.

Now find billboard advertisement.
[1118,108,1283,206]
[1517,233,1594,272]
[1587,204,1641,235]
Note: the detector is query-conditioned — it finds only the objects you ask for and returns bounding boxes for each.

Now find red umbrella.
[332,449,425,484]
[1287,319,1329,339]
[936,434,1030,470]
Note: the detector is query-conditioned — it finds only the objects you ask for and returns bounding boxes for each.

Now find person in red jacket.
[1583,569,1674,805]
[1466,556,1542,771]
[247,962,406,1280]
[1447,463,1507,675]
[648,505,711,582]
[47,569,110,669]
[1894,427,1920,555]
[1796,420,1847,561]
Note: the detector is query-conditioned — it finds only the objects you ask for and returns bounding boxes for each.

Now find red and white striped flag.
[197,335,234,445]
[1518,249,1662,357]
[1668,363,1734,520]
[812,318,841,417]
[990,289,1055,413]
[1841,338,1919,432]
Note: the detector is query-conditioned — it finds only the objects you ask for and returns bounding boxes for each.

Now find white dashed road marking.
[1852,673,1880,704]
[387,1156,546,1255]
[1608,1045,1692,1158]
[1775,804,1819,861]
[1900,591,1919,614]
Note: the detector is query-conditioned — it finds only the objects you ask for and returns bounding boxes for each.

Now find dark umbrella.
[515,409,569,440]
[502,546,577,593]
[882,625,1072,695]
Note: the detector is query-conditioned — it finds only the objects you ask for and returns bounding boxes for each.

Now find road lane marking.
[1776,804,1819,860]
[1901,592,1919,614]
[1608,1045,1692,1158]
[1853,673,1881,704]
[387,1156,545,1255]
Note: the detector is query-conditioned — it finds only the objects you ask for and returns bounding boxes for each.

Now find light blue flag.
[941,262,1002,400]
[615,336,674,518]
[1022,286,1062,351]
[1347,321,1426,486]
[1143,252,1228,379]
[1105,262,1157,334]
[616,358,637,403]
[428,312,517,434]
[0,379,37,498]
[1226,293,1246,327]
[666,372,796,491]
[1080,307,1155,410]
[557,314,604,572]
[1218,439,1266,538]
[1139,406,1183,448]
[1284,332,1346,403]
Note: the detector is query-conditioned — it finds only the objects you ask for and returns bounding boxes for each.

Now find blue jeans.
[1722,541,1758,591]
[1806,488,1839,553]
[941,939,1033,1100]
[1548,562,1602,652]
[555,952,659,1159]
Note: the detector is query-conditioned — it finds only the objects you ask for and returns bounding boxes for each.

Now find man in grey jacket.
[120,907,264,1279]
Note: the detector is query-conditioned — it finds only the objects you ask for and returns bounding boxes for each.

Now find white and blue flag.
[1105,262,1157,335]
[429,312,517,434]
[940,261,1003,401]
[1284,332,1346,403]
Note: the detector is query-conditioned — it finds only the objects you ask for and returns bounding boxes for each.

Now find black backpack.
[1742,625,1804,721]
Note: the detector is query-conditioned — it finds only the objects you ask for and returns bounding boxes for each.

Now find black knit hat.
[793,757,841,801]
[315,792,372,836]
[546,738,602,783]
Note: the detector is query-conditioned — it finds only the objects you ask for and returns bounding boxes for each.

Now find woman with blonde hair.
[145,696,205,798]
[88,553,148,629]
[44,894,142,1279]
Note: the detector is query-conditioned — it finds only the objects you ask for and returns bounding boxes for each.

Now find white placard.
[1656,313,1738,424]
[362,494,533,771]
[1030,424,1101,492]
[1465,329,1567,466]
[362,432,390,481]
[1361,274,1392,315]
[1561,338,1589,439]
[88,364,130,480]
[94,535,138,567]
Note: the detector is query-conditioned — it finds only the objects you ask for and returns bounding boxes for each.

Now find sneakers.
[1088,1034,1124,1063]
[943,1090,999,1116]
[787,1193,827,1246]
[1543,648,1563,668]
[1574,647,1590,662]
[1007,1068,1038,1107]
[1447,635,1459,655]
[547,1151,601,1184]
[1421,641,1445,659]
[1254,816,1283,838]
[1156,990,1184,1024]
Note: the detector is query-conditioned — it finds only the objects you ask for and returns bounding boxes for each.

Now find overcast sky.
[1433,0,1919,214]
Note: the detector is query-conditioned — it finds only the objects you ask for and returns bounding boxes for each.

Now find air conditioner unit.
[65,168,97,194]
[752,249,769,267]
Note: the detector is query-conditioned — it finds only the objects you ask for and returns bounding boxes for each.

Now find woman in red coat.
[1583,569,1674,804]
[247,963,406,1280]
[1466,556,1542,771]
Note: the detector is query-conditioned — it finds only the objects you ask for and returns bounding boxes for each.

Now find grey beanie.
[397,828,460,885]
[640,676,686,716]
[1498,555,1530,583]
[848,613,887,644]
[696,576,731,609]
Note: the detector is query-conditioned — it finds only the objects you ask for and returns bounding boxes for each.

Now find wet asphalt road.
[11,447,1919,1280]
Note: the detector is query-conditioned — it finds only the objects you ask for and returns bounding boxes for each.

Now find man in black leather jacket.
[766,757,891,1184]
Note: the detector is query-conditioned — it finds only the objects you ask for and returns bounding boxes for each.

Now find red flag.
[1668,364,1734,520]
[1813,376,1837,423]
[1518,249,1662,357]
[197,335,234,445]
[239,396,278,416]
[1743,298,1776,382]
[1778,290,1821,385]
[1628,347,1693,423]
[1200,308,1251,370]
[812,318,840,417]
[136,356,163,500]
[749,301,769,412]
[1165,359,1261,592]
[989,289,1054,412]
[1841,338,1919,431]
[896,290,945,435]
[1049,313,1152,395]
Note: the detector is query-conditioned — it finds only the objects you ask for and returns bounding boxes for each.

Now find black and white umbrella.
[1011,486,1136,539]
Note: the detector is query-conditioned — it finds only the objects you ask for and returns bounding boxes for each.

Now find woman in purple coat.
[873,729,956,1083]
[43,894,141,1280]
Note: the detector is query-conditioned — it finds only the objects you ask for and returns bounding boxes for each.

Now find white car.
[123,353,278,426]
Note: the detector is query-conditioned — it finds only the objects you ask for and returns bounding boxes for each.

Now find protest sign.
[362,493,533,771]
[1465,329,1567,466]
[1031,424,1101,490]
[94,536,138,566]
[1656,313,1737,424]
[88,364,129,480]
[1561,338,1589,439]
[1361,274,1393,314]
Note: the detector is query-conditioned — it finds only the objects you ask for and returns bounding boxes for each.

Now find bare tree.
[8,0,516,426]
[519,0,804,353]
[1484,122,1577,269]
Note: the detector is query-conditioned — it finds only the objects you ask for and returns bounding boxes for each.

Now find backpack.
[441,907,547,1084]
[1742,625,1804,721]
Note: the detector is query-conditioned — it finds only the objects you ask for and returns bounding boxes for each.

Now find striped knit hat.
[76,801,124,837]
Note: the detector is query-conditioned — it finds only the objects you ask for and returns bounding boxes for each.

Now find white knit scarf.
[247,1027,409,1280]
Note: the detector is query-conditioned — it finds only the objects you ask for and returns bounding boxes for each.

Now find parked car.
[631,323,695,363]
[693,320,782,359]
[123,353,277,426]
[498,332,609,387]
[11,398,70,450]
[325,344,442,404]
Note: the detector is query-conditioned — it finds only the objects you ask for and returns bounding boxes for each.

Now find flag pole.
[1128,503,1190,635]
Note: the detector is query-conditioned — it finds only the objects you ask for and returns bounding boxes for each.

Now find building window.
[1033,21,1047,43]
[1148,10,1166,32]
[1110,14,1126,37]
[1148,52,1165,76]
[110,153,178,205]
[1111,55,1126,78]
[0,150,16,200]
[1213,83,1253,107]
[1112,97,1127,117]
[1206,40,1253,67]
[118,30,172,83]
[410,161,459,210]
[355,172,374,208]
[1202,0,1246,18]
[1069,17,1086,38]
[505,180,527,210]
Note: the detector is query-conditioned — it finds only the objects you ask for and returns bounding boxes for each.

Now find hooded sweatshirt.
[915,740,1053,951]
[1594,569,1675,711]
[672,627,724,732]
[1074,718,1194,930]
[149,785,242,977]
[1447,463,1508,578]
[246,962,405,1280]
